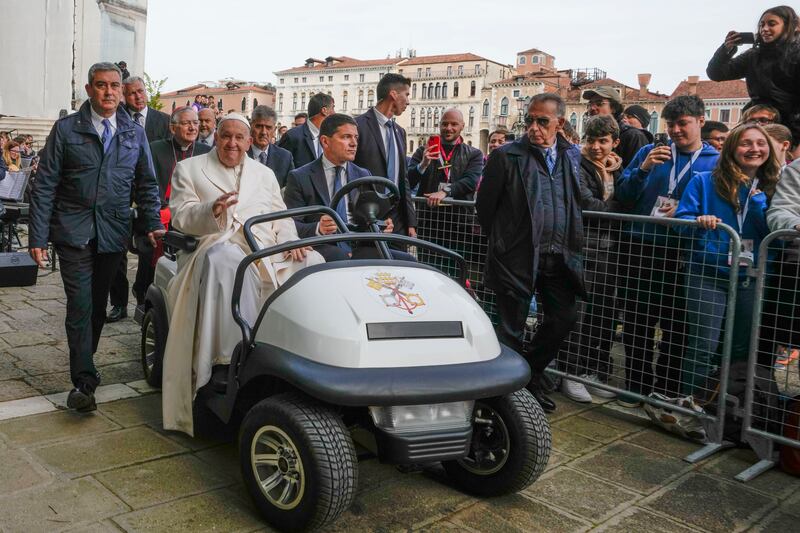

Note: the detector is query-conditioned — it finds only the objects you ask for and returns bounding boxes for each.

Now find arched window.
[420,108,425,128]
[569,112,577,129]
[469,107,475,128]
[342,91,348,111]
[411,108,416,127]
[292,93,297,110]
[453,82,459,97]
[442,82,448,99]
[367,90,374,107]
[649,111,659,134]
[186,99,190,106]
[241,97,247,113]
[427,84,433,99]
[253,98,258,108]
[435,83,440,99]
[427,108,432,126]
[217,100,222,111]
[409,140,414,153]
[500,97,509,116]
[278,94,283,112]
[412,84,417,99]
[434,108,440,128]
[358,90,364,109]
[171,101,176,111]
[421,83,426,100]
[470,80,476,97]
[482,99,489,117]
[301,92,306,110]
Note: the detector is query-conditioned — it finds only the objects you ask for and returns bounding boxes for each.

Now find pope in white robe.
[162,113,323,435]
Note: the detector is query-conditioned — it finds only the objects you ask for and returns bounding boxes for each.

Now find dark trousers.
[619,241,686,396]
[132,248,155,305]
[56,242,124,390]
[495,254,579,378]
[109,252,129,307]
[759,256,800,368]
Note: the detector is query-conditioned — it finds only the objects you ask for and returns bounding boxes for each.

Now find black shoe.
[66,386,97,412]
[106,305,128,323]
[526,384,556,413]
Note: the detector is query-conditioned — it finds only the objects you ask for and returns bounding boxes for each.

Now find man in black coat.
[476,93,585,413]
[278,93,334,169]
[354,73,417,239]
[133,106,211,306]
[29,62,163,411]
[247,105,294,187]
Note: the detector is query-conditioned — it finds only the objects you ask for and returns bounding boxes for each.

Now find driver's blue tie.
[385,120,397,184]
[333,166,351,254]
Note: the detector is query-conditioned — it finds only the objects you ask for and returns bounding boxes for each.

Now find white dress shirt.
[373,108,399,183]
[199,132,215,146]
[252,143,270,162]
[318,156,352,230]
[90,106,117,138]
[130,105,148,127]
[307,121,321,156]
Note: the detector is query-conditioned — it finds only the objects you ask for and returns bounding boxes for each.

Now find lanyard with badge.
[730,178,759,271]
[437,137,462,186]
[651,144,702,217]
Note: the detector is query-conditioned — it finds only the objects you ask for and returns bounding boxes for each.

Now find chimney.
[637,73,651,98]
[687,75,700,96]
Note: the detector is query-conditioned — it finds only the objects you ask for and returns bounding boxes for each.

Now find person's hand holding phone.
[640,145,671,172]
[419,136,441,172]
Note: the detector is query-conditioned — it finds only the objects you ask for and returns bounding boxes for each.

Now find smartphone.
[738,32,755,44]
[427,135,441,156]
[653,133,669,147]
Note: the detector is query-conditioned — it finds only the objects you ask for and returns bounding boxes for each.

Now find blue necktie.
[385,120,397,183]
[259,150,268,166]
[333,166,351,253]
[545,146,556,174]
[101,118,113,153]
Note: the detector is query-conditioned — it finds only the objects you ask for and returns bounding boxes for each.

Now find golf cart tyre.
[140,307,167,388]
[239,393,357,532]
[443,389,551,496]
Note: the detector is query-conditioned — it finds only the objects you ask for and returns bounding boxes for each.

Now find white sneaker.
[582,374,617,399]
[560,378,592,403]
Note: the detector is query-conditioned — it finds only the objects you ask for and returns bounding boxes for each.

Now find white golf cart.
[139,178,551,531]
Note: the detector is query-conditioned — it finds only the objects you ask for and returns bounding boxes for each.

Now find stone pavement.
[1,258,800,532]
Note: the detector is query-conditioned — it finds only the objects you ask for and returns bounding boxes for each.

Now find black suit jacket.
[149,139,211,204]
[143,107,171,143]
[354,107,417,233]
[277,122,317,169]
[283,158,371,238]
[247,144,295,188]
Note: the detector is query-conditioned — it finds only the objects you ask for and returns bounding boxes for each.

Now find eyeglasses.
[524,115,554,127]
[747,117,774,125]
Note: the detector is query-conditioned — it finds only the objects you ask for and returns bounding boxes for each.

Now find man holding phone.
[614,95,720,402]
[408,108,483,206]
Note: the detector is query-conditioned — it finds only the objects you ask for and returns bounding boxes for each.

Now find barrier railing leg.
[683,418,734,463]
[735,434,777,482]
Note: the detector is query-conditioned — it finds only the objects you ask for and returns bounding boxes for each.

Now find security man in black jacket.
[29,62,163,412]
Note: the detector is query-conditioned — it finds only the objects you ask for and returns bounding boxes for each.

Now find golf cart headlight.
[369,401,474,433]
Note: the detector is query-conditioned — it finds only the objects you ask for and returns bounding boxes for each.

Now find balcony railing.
[409,69,482,80]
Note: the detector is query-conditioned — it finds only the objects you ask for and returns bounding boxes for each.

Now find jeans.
[682,269,755,395]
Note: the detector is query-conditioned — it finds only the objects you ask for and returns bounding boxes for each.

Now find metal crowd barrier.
[736,229,800,482]
[411,198,743,464]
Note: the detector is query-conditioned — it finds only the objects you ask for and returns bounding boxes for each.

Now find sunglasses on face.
[524,115,554,127]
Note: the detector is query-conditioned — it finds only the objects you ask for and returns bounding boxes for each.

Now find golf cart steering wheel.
[329,176,399,231]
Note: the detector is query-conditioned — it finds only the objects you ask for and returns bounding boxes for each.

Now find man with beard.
[198,107,217,146]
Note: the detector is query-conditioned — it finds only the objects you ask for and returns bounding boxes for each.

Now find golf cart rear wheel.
[443,389,551,496]
[140,308,166,388]
[240,393,357,532]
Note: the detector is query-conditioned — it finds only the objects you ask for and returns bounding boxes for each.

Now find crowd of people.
[7,5,799,425]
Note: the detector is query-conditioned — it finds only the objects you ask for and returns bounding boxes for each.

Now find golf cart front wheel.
[140,308,166,388]
[443,389,551,496]
[239,393,357,532]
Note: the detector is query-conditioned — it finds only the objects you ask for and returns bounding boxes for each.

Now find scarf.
[581,147,622,201]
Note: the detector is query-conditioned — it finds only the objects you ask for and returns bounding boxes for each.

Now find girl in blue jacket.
[675,123,781,395]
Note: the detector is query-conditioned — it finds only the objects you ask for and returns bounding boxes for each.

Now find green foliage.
[144,72,168,111]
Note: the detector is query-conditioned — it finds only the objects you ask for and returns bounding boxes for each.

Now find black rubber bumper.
[374,426,472,464]
[239,343,531,406]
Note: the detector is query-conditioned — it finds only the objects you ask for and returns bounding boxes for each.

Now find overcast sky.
[145,0,774,94]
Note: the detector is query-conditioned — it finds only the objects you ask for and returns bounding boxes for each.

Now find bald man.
[409,108,483,206]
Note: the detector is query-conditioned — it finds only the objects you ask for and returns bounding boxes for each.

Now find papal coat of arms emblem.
[363,271,427,316]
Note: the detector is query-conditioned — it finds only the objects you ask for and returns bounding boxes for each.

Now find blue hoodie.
[616,141,719,244]
[675,171,772,278]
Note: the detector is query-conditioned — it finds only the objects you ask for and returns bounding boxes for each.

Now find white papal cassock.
[162,148,323,435]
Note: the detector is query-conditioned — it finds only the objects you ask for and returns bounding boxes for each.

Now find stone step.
[0,116,58,150]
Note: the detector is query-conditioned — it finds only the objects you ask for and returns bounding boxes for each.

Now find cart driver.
[161,113,324,435]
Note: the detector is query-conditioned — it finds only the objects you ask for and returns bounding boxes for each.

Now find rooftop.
[276,56,404,74]
[669,78,749,100]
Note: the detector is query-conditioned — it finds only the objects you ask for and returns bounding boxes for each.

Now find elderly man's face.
[198,109,216,137]
[251,117,276,149]
[526,100,564,147]
[170,109,199,146]
[215,120,252,167]
[440,111,464,143]
[124,80,147,112]
[86,69,122,117]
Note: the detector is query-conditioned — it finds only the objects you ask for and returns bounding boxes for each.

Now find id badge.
[729,239,754,266]
[437,182,449,192]
[651,196,677,217]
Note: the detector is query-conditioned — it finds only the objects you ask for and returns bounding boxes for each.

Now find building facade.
[160,81,276,118]
[0,0,147,118]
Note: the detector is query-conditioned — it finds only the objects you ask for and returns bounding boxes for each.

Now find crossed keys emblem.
[364,272,426,315]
